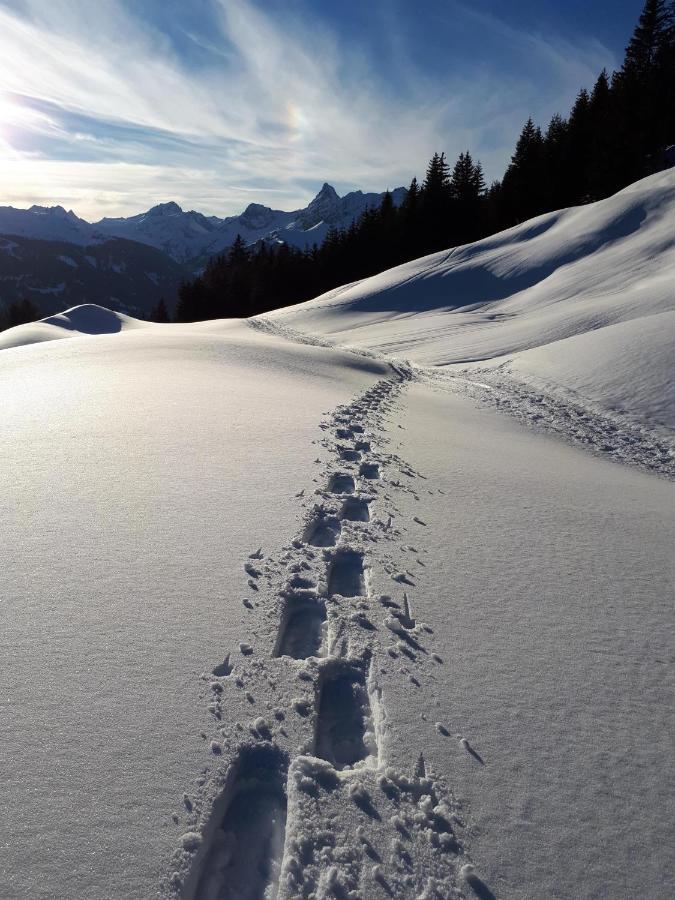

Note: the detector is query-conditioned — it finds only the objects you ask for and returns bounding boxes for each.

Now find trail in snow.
[252,316,674,480]
[448,367,674,480]
[163,367,476,899]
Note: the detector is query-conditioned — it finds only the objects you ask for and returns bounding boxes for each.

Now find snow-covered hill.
[1,172,673,900]
[0,184,406,264]
[264,168,675,437]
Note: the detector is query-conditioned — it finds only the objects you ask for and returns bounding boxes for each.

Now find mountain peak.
[240,202,275,229]
[147,202,183,216]
[28,205,71,219]
[242,202,272,216]
[312,183,339,203]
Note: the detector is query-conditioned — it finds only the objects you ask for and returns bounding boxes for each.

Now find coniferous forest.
[173,0,675,323]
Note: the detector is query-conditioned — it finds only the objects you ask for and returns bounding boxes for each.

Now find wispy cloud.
[0,0,616,218]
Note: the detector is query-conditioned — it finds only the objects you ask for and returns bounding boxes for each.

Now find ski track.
[449,367,675,481]
[162,362,473,899]
[250,316,674,481]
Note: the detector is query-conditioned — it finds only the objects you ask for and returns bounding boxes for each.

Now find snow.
[26,280,66,295]
[264,168,675,437]
[0,321,390,900]
[0,185,405,264]
[1,170,673,899]
[506,310,675,433]
[0,204,94,243]
[57,254,78,268]
[0,304,150,350]
[385,383,674,900]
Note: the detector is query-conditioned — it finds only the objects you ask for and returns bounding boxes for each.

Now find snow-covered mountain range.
[0,183,405,318]
[0,183,406,263]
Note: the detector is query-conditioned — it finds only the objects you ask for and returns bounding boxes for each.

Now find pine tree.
[541,114,569,209]
[421,152,452,250]
[400,177,422,258]
[613,0,675,178]
[584,70,623,199]
[449,152,485,203]
[471,160,486,198]
[622,0,672,78]
[376,190,399,269]
[565,90,593,203]
[150,297,170,322]
[449,152,485,241]
[0,298,39,330]
[500,119,545,221]
[228,234,249,267]
[401,176,420,217]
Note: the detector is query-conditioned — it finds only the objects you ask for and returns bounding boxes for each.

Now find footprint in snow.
[461,864,496,900]
[460,737,485,765]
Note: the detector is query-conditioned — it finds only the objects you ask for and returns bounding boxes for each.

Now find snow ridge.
[163,370,480,899]
[452,368,675,480]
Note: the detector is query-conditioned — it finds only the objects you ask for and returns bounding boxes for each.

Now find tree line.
[0,299,40,331]
[2,2,672,330]
[172,0,674,323]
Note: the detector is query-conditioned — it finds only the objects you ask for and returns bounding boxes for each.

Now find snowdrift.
[0,303,151,349]
[264,168,675,430]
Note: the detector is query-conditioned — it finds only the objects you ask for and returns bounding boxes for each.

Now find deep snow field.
[1,171,673,900]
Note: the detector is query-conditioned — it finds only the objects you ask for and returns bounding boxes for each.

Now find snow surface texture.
[264,168,675,468]
[0,323,394,900]
[1,170,673,900]
[160,359,673,900]
[164,370,472,900]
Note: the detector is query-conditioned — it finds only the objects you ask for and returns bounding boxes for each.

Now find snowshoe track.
[163,365,478,899]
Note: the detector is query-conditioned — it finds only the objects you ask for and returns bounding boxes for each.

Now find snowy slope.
[0,204,96,243]
[2,172,673,900]
[2,316,672,900]
[0,321,394,900]
[264,169,675,434]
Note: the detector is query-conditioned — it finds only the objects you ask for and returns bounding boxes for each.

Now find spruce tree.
[450,152,485,241]
[421,152,452,250]
[585,70,623,199]
[1,298,39,330]
[541,114,569,209]
[565,90,593,203]
[150,297,170,323]
[501,119,545,221]
[613,0,675,178]
[622,0,672,78]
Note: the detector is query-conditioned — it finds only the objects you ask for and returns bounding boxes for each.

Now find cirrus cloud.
[0,0,616,218]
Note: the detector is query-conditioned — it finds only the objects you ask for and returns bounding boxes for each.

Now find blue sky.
[0,0,640,218]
